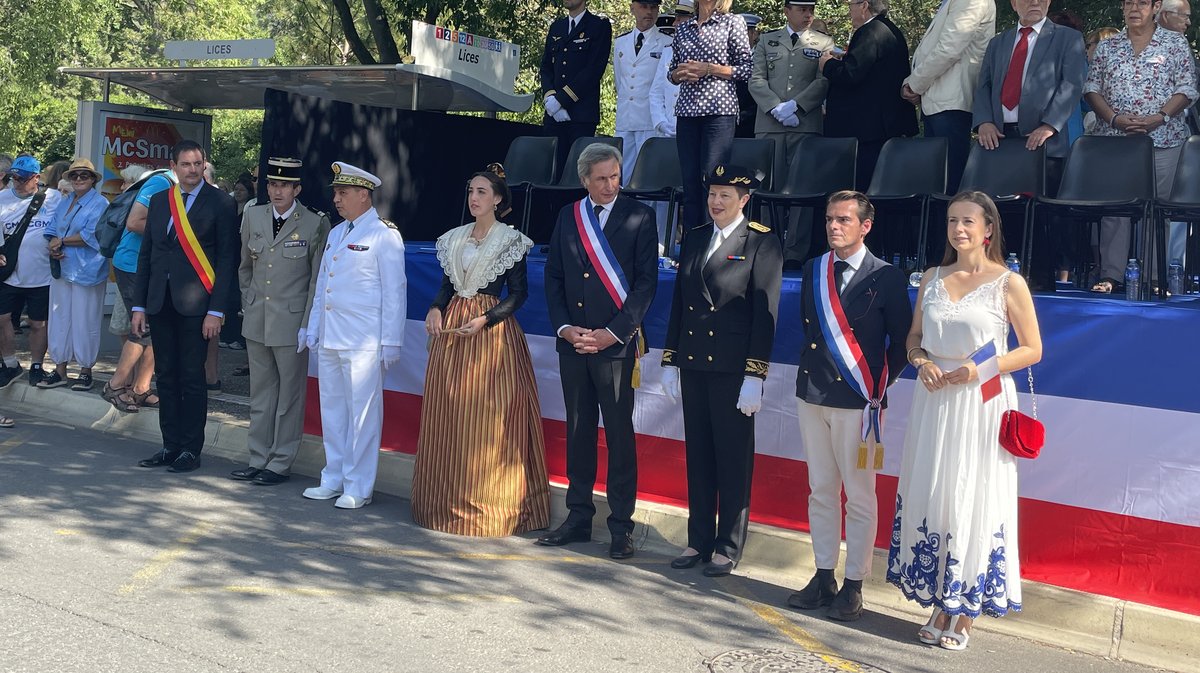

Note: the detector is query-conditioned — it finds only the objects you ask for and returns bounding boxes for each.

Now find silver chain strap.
[1026,367,1038,420]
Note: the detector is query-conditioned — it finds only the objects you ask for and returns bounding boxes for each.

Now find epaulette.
[617,29,632,39]
[748,221,771,234]
[381,218,399,231]
[304,204,326,218]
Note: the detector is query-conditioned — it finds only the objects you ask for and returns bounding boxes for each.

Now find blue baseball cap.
[6,155,40,179]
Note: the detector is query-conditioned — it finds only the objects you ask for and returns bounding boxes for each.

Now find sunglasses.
[67,172,95,181]
[8,173,38,184]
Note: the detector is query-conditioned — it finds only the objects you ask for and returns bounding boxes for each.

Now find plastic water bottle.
[1168,259,1183,297]
[891,254,901,268]
[1124,259,1140,301]
[1192,275,1200,295]
[1005,253,1021,274]
[908,271,923,288]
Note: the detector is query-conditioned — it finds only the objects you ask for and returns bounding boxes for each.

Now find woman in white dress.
[887,192,1043,650]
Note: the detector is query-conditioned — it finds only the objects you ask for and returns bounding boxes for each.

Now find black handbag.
[0,189,47,283]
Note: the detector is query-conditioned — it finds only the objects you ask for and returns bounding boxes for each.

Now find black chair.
[1153,135,1200,293]
[930,140,1044,274]
[622,137,682,252]
[462,135,557,227]
[730,137,777,191]
[751,136,857,254]
[1032,135,1155,295]
[866,137,948,269]
[522,136,624,242]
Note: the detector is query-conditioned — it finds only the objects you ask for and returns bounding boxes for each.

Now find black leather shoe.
[703,557,736,577]
[229,467,262,481]
[138,449,179,468]
[252,469,289,485]
[167,451,201,473]
[609,533,636,559]
[535,524,591,547]
[670,551,711,569]
[787,572,839,610]
[826,582,864,622]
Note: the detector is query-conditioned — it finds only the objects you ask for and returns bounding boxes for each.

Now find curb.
[3,384,1196,672]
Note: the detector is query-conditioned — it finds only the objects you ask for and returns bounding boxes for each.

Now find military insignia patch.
[802,48,821,59]
[748,221,771,233]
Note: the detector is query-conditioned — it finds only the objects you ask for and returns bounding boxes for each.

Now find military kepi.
[266,157,303,182]
[329,161,381,191]
[706,164,761,190]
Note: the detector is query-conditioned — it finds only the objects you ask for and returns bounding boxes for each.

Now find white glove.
[552,108,572,123]
[660,366,681,401]
[305,331,319,351]
[781,113,801,128]
[777,100,799,118]
[381,345,402,368]
[296,328,308,353]
[737,376,764,416]
[656,121,677,137]
[544,95,563,117]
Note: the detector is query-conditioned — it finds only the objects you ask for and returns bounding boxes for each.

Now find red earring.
[984,236,991,246]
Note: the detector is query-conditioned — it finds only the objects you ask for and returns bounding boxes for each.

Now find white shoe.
[302,486,343,500]
[334,494,372,509]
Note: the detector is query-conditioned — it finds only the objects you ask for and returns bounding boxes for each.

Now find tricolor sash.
[167,187,215,293]
[573,198,629,308]
[811,252,889,470]
[573,198,644,387]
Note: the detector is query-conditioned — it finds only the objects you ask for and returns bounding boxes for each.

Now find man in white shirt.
[0,154,60,389]
[614,0,674,179]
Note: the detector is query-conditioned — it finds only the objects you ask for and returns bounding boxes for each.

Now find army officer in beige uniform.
[749,0,834,264]
[230,157,330,485]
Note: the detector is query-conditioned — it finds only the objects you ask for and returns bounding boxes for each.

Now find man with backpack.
[0,155,59,390]
[100,165,173,412]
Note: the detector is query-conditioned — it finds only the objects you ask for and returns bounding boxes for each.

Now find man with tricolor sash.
[788,190,911,621]
[539,143,658,559]
[132,140,240,474]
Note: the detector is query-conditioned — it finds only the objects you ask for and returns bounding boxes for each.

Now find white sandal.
[918,607,945,645]
[940,614,971,651]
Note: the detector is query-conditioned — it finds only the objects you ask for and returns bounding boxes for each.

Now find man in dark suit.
[787,191,911,621]
[820,0,919,191]
[660,165,782,577]
[539,143,659,559]
[973,0,1086,183]
[540,0,613,175]
[132,140,239,473]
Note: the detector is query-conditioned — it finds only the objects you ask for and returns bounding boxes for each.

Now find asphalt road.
[0,414,1169,673]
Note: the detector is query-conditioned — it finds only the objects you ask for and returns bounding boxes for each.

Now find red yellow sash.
[167,187,215,293]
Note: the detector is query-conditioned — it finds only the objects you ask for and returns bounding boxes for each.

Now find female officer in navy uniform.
[660,164,782,576]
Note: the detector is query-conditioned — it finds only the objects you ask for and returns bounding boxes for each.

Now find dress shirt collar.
[180,181,204,201]
[273,202,297,221]
[1017,16,1047,37]
[836,243,869,272]
[587,196,615,217]
[712,214,745,241]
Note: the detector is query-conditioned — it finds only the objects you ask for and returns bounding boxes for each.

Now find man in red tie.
[972,0,1087,189]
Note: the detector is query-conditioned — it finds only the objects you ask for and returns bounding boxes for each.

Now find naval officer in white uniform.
[301,161,406,509]
[614,0,674,179]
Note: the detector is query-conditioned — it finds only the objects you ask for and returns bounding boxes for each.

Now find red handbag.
[1000,368,1044,459]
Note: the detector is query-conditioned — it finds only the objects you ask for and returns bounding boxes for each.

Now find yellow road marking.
[727,583,862,672]
[0,433,27,456]
[118,521,214,595]
[55,529,82,536]
[178,585,521,602]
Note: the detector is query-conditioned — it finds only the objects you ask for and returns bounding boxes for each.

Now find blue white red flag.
[971,340,1003,403]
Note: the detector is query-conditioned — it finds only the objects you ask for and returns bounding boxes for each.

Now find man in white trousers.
[789,191,911,620]
[301,161,406,509]
[614,0,673,180]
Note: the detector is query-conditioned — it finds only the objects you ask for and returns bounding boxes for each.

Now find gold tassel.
[857,442,868,470]
[873,443,885,471]
[631,358,641,389]
[631,330,646,389]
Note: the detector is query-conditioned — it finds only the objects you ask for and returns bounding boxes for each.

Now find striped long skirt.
[411,294,551,536]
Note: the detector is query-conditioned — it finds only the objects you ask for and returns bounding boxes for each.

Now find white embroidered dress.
[887,269,1022,618]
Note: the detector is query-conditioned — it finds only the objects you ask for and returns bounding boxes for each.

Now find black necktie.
[635,32,644,55]
[273,216,285,238]
[169,191,192,242]
[569,18,576,34]
[593,204,605,228]
[791,33,799,47]
[834,260,849,295]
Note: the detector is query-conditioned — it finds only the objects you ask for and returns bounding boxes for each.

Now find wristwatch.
[1160,110,1173,122]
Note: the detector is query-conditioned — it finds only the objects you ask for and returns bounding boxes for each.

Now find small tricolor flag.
[971,340,1002,403]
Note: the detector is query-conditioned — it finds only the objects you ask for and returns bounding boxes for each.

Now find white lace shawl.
[435,223,533,298]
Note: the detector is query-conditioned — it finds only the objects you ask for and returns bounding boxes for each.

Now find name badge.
[802,48,821,59]
[284,240,307,248]
[649,51,661,59]
[348,244,370,251]
[767,53,782,62]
